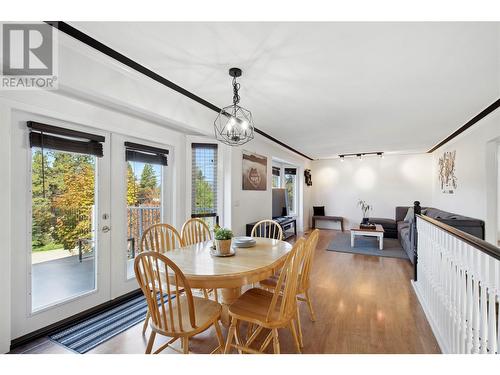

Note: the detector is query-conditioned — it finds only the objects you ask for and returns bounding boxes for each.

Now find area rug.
[50,293,172,353]
[326,232,409,260]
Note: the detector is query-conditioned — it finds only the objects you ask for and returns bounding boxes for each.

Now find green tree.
[138,164,159,205]
[31,150,53,247]
[194,169,214,214]
[126,162,138,206]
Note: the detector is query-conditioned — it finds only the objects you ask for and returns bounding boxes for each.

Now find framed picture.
[438,150,457,194]
[242,151,267,190]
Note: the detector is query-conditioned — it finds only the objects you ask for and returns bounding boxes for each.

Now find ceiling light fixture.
[338,152,384,160]
[214,67,255,146]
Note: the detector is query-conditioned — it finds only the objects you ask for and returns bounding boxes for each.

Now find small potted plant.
[214,227,233,255]
[358,200,372,225]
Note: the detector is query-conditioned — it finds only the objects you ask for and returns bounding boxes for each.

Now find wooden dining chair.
[134,251,224,354]
[251,219,283,240]
[181,218,218,302]
[139,223,184,334]
[140,223,184,253]
[259,229,320,348]
[224,238,306,354]
[181,218,211,245]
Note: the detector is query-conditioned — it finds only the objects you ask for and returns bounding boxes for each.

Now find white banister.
[412,216,500,354]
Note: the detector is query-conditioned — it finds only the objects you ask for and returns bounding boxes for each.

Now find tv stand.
[246,216,297,240]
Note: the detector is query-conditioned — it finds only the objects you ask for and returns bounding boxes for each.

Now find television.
[272,188,289,218]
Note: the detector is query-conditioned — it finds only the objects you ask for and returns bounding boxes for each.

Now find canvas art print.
[242,151,267,190]
[438,150,457,194]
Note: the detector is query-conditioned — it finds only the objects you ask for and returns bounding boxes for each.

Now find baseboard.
[411,280,448,354]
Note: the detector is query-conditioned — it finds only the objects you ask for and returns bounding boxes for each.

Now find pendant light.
[214,67,255,146]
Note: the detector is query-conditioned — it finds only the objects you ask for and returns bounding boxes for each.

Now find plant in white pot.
[214,227,233,255]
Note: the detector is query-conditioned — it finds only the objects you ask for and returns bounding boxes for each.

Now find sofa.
[372,206,485,264]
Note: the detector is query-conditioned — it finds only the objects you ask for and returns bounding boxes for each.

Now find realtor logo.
[1,22,58,90]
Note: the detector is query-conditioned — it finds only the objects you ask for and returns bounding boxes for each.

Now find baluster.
[487,256,497,354]
[466,244,474,353]
[472,249,480,353]
[479,252,488,353]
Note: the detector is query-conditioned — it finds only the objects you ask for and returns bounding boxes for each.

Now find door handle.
[102,226,111,233]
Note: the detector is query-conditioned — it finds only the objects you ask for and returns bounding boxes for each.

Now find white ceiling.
[72,22,500,159]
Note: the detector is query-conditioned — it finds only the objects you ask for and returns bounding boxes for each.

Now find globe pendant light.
[214,67,255,146]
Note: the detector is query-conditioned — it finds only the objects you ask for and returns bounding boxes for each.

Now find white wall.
[312,154,433,229]
[229,135,312,236]
[431,107,500,244]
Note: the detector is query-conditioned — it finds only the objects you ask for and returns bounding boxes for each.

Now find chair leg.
[143,310,150,334]
[246,323,254,341]
[202,288,210,299]
[271,328,280,354]
[213,288,219,302]
[289,321,302,354]
[235,320,243,354]
[214,320,224,353]
[182,337,189,354]
[296,301,304,347]
[145,331,156,354]
[224,318,237,354]
[305,290,316,321]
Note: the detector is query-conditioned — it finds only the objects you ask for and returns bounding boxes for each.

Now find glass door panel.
[31,148,97,311]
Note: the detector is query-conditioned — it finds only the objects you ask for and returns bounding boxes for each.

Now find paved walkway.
[32,249,73,264]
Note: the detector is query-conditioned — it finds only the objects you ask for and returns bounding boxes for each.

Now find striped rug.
[50,293,171,353]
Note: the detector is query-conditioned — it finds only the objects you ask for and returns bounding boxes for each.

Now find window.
[284,167,297,216]
[125,142,168,278]
[29,121,103,311]
[191,143,218,228]
[272,166,281,188]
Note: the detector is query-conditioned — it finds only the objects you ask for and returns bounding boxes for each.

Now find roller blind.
[191,143,218,218]
[284,168,297,175]
[28,121,104,157]
[272,166,280,176]
[124,142,169,166]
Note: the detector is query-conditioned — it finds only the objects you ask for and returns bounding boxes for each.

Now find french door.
[10,112,172,340]
[11,112,111,339]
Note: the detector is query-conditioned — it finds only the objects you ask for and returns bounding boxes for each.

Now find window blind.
[124,142,169,166]
[284,168,297,175]
[272,166,280,176]
[191,143,218,218]
[28,121,105,157]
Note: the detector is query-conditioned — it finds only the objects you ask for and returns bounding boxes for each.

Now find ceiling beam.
[45,21,314,161]
[428,98,500,153]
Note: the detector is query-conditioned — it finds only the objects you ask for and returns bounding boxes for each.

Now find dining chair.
[259,229,320,347]
[139,223,184,334]
[181,218,218,302]
[134,251,225,354]
[223,238,306,354]
[140,223,184,253]
[251,219,283,240]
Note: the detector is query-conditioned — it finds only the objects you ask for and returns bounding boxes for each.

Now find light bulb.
[241,120,249,130]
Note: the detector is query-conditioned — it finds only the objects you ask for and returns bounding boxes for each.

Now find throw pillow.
[313,206,325,216]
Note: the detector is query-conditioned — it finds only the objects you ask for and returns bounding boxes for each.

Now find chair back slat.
[266,238,305,322]
[140,223,183,254]
[181,218,211,246]
[300,229,319,291]
[251,219,283,240]
[134,251,196,335]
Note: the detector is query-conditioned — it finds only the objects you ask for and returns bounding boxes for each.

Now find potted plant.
[357,200,372,225]
[214,227,233,255]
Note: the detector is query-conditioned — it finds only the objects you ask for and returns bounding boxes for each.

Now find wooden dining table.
[163,237,293,324]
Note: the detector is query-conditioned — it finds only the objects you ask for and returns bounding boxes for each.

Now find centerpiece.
[357,200,374,228]
[214,227,234,255]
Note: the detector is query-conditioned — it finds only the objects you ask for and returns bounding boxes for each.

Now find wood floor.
[10,229,440,354]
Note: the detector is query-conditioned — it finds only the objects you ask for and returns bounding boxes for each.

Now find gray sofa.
[375,206,485,264]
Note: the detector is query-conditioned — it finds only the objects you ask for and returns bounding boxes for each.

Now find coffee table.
[350,224,385,250]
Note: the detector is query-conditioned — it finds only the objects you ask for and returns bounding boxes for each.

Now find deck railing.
[127,206,161,258]
[413,214,500,354]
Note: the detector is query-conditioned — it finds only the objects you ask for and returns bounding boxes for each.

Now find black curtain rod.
[45,21,313,161]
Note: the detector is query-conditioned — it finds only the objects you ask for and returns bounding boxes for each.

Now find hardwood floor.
[10,229,440,354]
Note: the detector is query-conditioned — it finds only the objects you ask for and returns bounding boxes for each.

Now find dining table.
[163,237,293,324]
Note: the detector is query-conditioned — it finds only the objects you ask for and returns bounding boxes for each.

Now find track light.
[337,152,384,160]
